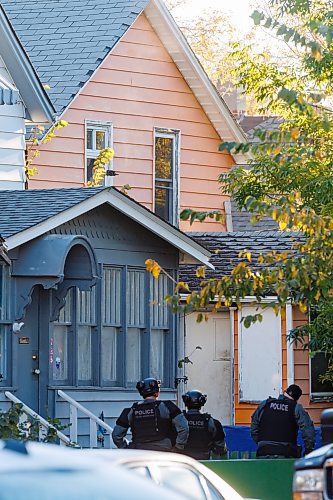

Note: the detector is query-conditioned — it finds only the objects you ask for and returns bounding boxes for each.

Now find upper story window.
[85,121,113,184]
[154,128,180,226]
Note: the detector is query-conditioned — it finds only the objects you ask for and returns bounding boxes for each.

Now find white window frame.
[153,127,180,226]
[85,120,113,186]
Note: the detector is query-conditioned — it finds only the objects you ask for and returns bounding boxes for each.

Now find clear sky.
[172,0,255,34]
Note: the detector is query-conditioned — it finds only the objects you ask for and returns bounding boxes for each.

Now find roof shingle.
[1,0,149,113]
[0,186,105,238]
[180,231,298,290]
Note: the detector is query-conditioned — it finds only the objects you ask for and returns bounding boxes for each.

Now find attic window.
[85,121,113,184]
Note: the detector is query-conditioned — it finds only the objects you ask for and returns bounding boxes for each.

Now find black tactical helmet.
[182,390,207,409]
[136,377,161,398]
[286,384,302,401]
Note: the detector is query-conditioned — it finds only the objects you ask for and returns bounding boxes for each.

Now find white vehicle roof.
[0,440,184,500]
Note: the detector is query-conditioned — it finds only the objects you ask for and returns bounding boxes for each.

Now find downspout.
[229,307,236,425]
[286,302,294,386]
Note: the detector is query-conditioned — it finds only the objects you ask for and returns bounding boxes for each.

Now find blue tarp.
[224,426,322,454]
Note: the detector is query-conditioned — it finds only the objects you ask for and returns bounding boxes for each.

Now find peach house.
[1,0,330,434]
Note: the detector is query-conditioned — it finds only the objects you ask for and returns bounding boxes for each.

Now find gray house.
[0,186,210,446]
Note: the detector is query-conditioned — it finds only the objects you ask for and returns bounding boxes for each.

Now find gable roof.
[0,186,212,268]
[0,5,54,122]
[1,0,148,114]
[179,230,297,290]
[2,0,248,162]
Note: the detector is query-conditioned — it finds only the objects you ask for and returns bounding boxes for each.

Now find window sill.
[310,394,333,403]
[49,385,176,392]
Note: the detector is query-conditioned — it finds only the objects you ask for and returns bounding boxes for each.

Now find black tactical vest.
[183,411,212,459]
[258,397,298,444]
[131,401,172,443]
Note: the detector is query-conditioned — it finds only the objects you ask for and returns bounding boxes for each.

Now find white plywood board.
[239,305,282,403]
[184,312,232,424]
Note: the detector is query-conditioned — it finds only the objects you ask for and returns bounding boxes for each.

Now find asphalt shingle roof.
[180,231,298,290]
[230,200,278,232]
[0,186,106,238]
[1,0,149,113]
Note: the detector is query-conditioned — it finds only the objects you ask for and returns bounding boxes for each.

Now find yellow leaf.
[315,290,321,301]
[175,281,190,292]
[245,251,252,263]
[291,128,300,140]
[311,47,322,61]
[299,301,308,314]
[196,266,206,278]
[152,264,161,279]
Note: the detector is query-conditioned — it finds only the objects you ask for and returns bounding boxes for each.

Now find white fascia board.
[145,0,250,166]
[179,293,278,303]
[6,189,213,268]
[0,7,55,123]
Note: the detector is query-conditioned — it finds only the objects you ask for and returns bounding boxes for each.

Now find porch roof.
[0,187,212,268]
[179,230,298,290]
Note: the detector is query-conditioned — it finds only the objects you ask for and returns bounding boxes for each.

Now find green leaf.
[251,10,265,26]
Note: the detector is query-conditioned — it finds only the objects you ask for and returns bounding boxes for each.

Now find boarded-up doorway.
[184,312,232,424]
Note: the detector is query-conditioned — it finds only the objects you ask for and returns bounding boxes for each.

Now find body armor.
[183,411,212,460]
[257,397,298,457]
[131,401,172,444]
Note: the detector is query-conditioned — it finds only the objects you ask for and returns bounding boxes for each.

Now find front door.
[16,286,49,415]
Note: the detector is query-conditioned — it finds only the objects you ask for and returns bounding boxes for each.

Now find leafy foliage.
[0,404,71,444]
[159,0,333,386]
[26,120,68,180]
[85,147,115,187]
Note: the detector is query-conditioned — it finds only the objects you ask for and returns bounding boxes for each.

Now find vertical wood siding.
[28,13,233,232]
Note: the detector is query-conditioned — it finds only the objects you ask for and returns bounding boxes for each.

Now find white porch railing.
[57,390,114,448]
[4,391,71,446]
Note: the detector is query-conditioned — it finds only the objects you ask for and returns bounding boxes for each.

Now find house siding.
[28,13,233,232]
[0,56,25,190]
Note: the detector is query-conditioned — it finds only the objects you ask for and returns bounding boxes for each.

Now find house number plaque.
[19,337,30,345]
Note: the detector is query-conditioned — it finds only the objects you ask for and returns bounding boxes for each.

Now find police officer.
[182,390,227,460]
[112,377,189,452]
[251,384,315,458]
